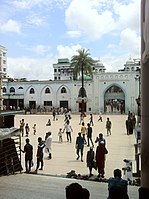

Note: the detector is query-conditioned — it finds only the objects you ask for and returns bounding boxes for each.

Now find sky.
[0,0,140,80]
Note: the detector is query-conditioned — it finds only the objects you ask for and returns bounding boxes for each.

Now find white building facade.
[2,57,141,114]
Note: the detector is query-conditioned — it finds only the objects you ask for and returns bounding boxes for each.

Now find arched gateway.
[104,85,125,113]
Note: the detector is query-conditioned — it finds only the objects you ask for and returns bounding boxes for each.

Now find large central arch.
[104,85,125,113]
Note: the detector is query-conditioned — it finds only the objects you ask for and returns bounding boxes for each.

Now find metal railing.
[0,135,22,176]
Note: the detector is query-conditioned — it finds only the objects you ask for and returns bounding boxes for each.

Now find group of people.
[75,130,108,178]
[65,168,129,199]
[20,112,131,180]
[125,111,136,135]
[87,133,107,178]
[20,113,112,178]
[20,118,37,137]
[21,131,52,174]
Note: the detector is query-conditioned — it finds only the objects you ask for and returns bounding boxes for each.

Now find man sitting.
[107,169,129,199]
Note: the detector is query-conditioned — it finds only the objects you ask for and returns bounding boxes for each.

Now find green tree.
[70,48,96,80]
[70,48,96,113]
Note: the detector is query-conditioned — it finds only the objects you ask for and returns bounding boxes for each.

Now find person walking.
[45,132,52,159]
[86,147,95,177]
[25,123,30,137]
[86,123,94,147]
[89,114,94,126]
[52,108,56,121]
[35,137,45,173]
[76,133,85,162]
[79,112,84,125]
[32,124,36,135]
[125,117,130,135]
[21,138,33,173]
[98,111,103,122]
[126,117,133,135]
[63,120,73,143]
[132,114,136,131]
[81,122,87,144]
[106,117,112,136]
[58,128,63,143]
[96,141,108,178]
[20,119,25,136]
[107,169,129,199]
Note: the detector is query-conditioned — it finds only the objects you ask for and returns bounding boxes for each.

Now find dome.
[78,74,92,81]
[95,60,104,67]
[125,58,135,66]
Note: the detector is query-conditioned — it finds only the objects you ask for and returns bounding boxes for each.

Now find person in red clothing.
[96,141,108,178]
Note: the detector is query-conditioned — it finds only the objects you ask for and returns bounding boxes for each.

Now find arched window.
[61,87,67,93]
[18,86,23,89]
[29,88,35,94]
[45,88,50,94]
[10,87,15,93]
[2,87,6,93]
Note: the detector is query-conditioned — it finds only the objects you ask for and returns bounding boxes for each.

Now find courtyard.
[15,113,136,179]
[0,113,139,199]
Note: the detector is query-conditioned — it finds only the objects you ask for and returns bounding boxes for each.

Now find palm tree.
[71,48,95,80]
[70,48,96,113]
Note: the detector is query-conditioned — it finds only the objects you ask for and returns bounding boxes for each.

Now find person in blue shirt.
[107,169,129,199]
[95,133,106,146]
[76,133,84,162]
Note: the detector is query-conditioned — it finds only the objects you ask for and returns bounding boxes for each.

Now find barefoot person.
[20,138,33,173]
[35,137,45,172]
[96,141,108,178]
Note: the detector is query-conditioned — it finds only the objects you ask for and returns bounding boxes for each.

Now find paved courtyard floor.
[15,113,137,178]
[0,113,139,199]
[0,173,139,199]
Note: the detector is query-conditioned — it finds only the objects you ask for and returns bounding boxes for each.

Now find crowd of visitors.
[19,109,136,198]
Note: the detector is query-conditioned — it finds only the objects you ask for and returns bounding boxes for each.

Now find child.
[89,114,94,126]
[46,119,51,126]
[58,128,63,143]
[98,111,102,122]
[32,124,36,135]
[25,123,30,137]
[20,119,25,136]
[79,112,84,125]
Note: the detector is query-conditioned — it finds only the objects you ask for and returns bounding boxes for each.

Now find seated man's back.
[107,169,129,199]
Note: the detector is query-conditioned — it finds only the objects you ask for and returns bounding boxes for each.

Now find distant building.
[1,45,141,114]
[0,45,7,76]
[53,58,73,80]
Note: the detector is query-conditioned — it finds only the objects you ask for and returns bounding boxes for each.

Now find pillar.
[140,0,149,198]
